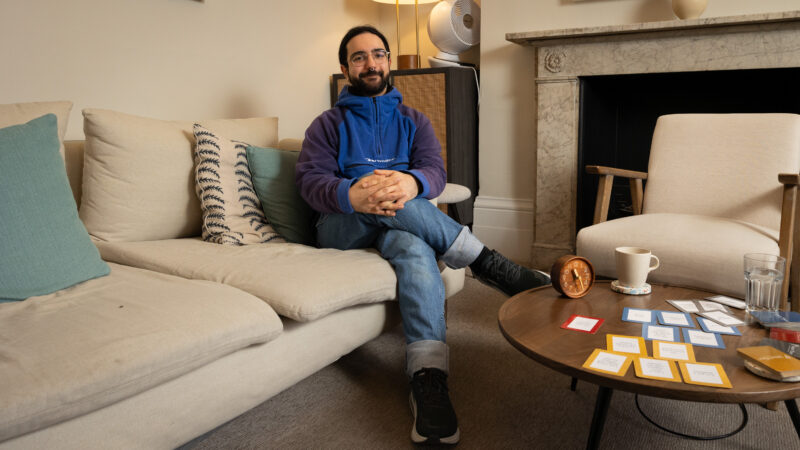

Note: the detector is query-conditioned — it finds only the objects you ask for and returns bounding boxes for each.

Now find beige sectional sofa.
[0,103,464,449]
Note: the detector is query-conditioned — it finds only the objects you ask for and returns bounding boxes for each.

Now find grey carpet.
[180,276,799,449]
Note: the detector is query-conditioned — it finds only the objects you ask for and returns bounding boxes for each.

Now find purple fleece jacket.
[296,85,446,214]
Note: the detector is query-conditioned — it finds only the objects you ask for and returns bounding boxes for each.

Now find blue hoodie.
[296,85,446,214]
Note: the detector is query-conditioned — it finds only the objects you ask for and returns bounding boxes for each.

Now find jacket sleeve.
[295,112,355,214]
[405,112,446,199]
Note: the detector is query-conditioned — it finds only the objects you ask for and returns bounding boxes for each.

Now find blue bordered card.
[622,308,657,324]
[642,324,681,342]
[697,317,741,336]
[681,328,725,348]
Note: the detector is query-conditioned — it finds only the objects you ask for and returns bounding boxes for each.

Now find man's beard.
[347,69,389,97]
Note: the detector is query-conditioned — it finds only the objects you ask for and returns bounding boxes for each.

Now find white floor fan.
[427,0,480,68]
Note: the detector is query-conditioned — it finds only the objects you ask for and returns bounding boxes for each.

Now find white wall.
[475,0,800,265]
[0,0,383,140]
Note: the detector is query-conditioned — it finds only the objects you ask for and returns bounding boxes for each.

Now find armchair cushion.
[577,213,779,298]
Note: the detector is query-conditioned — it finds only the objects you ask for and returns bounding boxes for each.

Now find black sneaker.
[471,249,551,296]
[409,368,460,444]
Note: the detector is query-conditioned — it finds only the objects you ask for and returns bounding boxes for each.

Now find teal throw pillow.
[245,146,316,246]
[0,114,110,301]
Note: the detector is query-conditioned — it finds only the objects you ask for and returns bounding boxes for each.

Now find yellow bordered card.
[633,357,682,382]
[606,334,647,355]
[582,349,633,376]
[652,340,696,362]
[678,361,732,388]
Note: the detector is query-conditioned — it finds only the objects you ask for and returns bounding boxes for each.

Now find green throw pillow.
[0,114,110,302]
[245,146,316,246]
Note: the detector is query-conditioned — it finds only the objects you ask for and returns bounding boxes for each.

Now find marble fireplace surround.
[507,11,800,269]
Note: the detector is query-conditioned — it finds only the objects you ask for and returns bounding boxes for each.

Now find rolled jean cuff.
[440,226,483,269]
[406,340,449,377]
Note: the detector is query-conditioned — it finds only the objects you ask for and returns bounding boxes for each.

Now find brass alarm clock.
[550,255,595,298]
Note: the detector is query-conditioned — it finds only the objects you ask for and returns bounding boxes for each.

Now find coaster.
[611,280,652,295]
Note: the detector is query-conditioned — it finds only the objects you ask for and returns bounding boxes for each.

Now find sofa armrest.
[278,138,303,151]
[433,183,471,205]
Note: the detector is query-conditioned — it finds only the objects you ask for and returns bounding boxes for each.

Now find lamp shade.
[372,0,438,4]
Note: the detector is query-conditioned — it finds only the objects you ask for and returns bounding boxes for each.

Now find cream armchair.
[576,114,800,310]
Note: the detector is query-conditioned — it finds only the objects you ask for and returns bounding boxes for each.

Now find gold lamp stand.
[373,0,438,70]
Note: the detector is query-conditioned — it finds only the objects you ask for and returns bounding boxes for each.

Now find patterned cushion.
[193,124,284,245]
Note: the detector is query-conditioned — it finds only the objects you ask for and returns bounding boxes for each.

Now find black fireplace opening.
[576,67,800,233]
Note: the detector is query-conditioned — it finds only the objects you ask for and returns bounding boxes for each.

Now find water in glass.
[745,267,784,313]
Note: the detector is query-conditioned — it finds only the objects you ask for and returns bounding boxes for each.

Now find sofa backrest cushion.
[0,101,72,161]
[79,109,279,242]
[0,114,109,301]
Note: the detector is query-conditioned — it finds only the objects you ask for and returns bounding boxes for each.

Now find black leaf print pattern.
[193,124,284,245]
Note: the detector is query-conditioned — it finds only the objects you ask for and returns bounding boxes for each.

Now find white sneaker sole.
[409,393,460,444]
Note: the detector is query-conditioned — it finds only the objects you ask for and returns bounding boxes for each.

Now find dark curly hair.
[338,25,391,68]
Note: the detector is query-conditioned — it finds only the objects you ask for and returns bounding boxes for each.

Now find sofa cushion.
[192,125,284,245]
[0,101,72,160]
[80,109,279,242]
[96,238,398,321]
[246,145,316,246]
[0,263,282,442]
[0,114,110,301]
[576,213,779,297]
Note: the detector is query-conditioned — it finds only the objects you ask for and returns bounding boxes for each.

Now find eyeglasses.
[349,49,389,67]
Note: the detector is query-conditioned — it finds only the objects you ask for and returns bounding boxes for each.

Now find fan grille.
[450,0,479,45]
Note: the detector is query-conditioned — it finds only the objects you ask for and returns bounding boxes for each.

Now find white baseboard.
[471,195,534,266]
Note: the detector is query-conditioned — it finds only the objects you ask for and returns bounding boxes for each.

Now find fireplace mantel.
[507,11,800,269]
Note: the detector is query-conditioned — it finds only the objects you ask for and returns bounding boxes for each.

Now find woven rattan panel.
[392,73,447,166]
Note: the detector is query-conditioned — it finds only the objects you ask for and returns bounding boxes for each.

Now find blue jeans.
[316,198,483,376]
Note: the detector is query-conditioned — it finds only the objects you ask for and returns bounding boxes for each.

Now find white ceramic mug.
[615,247,660,288]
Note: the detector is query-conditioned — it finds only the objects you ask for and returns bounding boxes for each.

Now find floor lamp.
[372,0,438,70]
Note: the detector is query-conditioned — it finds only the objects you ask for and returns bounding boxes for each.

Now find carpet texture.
[180,275,798,449]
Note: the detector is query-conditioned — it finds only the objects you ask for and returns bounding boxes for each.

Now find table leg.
[571,377,578,391]
[586,386,613,450]
[785,398,800,441]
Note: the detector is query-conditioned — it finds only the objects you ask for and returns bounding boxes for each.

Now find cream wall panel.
[0,0,380,140]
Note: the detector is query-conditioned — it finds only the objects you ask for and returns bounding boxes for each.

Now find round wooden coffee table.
[498,281,800,449]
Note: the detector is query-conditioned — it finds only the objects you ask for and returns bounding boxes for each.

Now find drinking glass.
[744,253,786,314]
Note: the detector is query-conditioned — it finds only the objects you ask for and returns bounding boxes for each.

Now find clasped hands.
[349,169,419,216]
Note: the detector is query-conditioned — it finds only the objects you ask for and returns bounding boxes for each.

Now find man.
[296,25,550,445]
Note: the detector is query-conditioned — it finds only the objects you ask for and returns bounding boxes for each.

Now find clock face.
[551,256,595,298]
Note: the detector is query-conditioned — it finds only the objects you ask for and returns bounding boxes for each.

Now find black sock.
[469,246,492,272]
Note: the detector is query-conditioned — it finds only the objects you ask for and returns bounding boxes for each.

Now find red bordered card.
[560,314,604,334]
